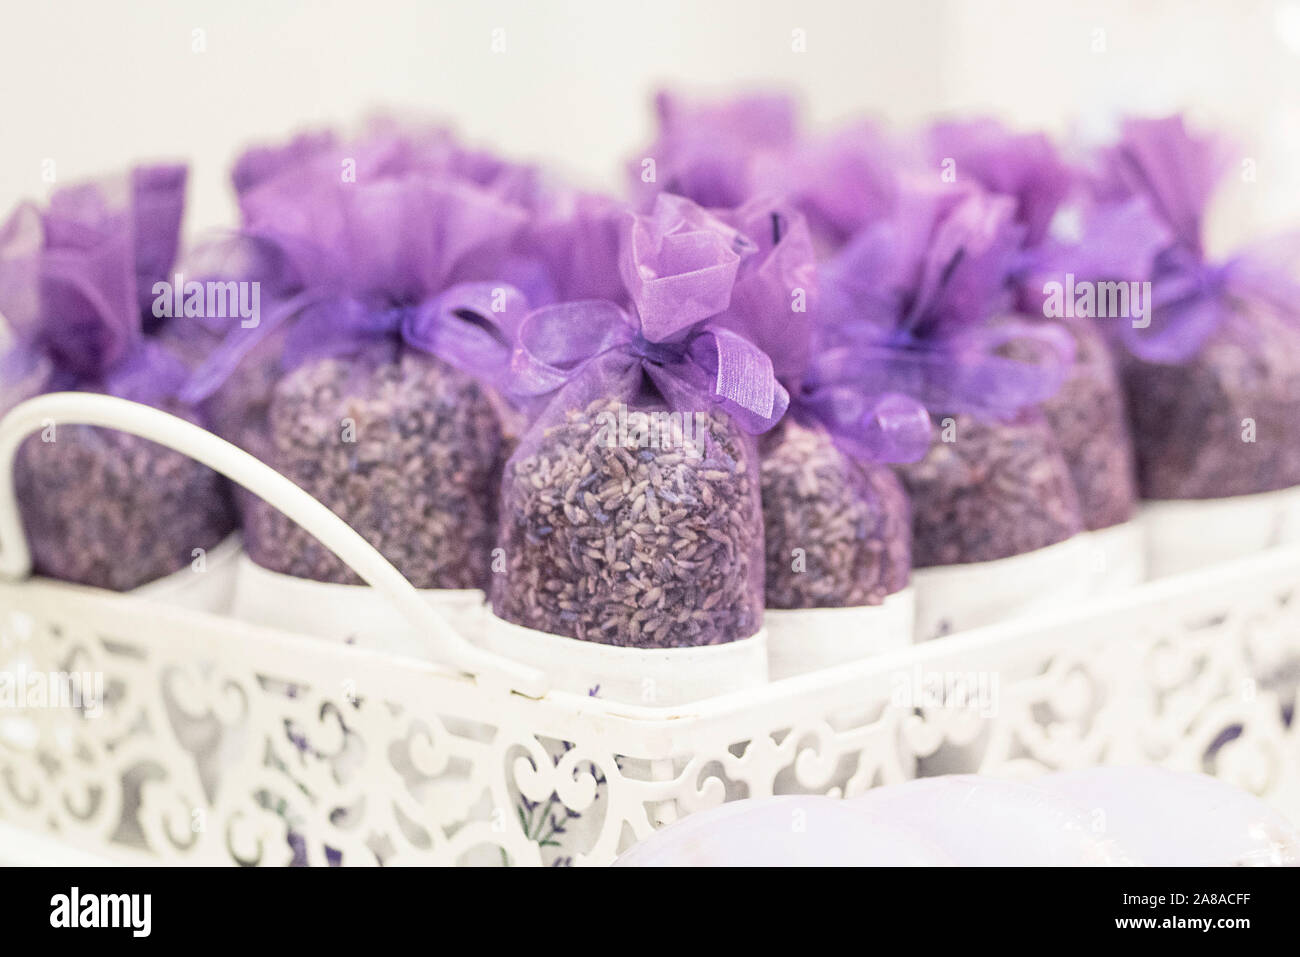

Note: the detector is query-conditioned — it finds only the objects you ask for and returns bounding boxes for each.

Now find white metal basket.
[0,393,1298,866]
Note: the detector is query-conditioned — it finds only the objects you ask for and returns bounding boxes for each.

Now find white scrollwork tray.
[1,394,1297,866]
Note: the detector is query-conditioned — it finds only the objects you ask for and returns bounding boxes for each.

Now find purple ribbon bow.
[505,194,792,432]
[279,281,530,381]
[183,164,532,401]
[506,299,788,434]
[791,374,934,463]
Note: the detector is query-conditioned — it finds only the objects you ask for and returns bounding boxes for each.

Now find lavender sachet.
[490,195,791,647]
[1083,115,1300,500]
[928,118,1140,532]
[0,167,235,591]
[189,147,532,591]
[820,182,1083,568]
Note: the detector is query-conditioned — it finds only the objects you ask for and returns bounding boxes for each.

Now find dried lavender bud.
[895,411,1082,567]
[1122,307,1300,500]
[760,420,910,609]
[15,403,236,591]
[491,396,762,648]
[1002,319,1138,531]
[1043,321,1139,530]
[243,351,503,589]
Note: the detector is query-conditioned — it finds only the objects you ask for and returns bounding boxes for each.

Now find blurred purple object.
[631,91,903,252]
[926,117,1072,247]
[0,164,193,404]
[231,129,338,197]
[819,182,1072,422]
[0,165,235,591]
[631,90,799,210]
[1080,115,1300,365]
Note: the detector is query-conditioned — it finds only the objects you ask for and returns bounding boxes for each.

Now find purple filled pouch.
[489,195,791,653]
[820,183,1085,641]
[1124,302,1300,500]
[932,117,1139,533]
[1023,318,1138,531]
[1090,116,1300,501]
[709,196,924,618]
[899,408,1080,567]
[760,420,913,610]
[827,183,1083,567]
[0,167,235,591]
[199,162,530,591]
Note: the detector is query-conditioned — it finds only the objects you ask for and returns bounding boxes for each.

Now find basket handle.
[0,392,547,697]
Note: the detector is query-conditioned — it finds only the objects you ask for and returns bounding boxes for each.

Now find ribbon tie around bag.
[181,169,532,402]
[181,281,531,403]
[1119,241,1300,364]
[267,281,532,384]
[505,299,788,434]
[494,193,789,432]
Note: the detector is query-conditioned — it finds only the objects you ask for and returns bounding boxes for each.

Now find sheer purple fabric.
[0,166,234,591]
[490,194,796,646]
[1068,116,1300,498]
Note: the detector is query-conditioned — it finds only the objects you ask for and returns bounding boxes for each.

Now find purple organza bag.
[931,118,1139,532]
[1082,116,1300,499]
[187,126,542,447]
[760,419,915,609]
[766,344,928,608]
[191,155,532,590]
[823,182,1083,567]
[701,196,925,611]
[1017,317,1138,530]
[1126,302,1300,499]
[490,195,790,647]
[0,167,235,591]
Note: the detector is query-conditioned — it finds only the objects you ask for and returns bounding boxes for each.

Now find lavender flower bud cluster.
[491,397,762,647]
[896,412,1082,568]
[15,410,235,591]
[760,421,911,609]
[1122,308,1300,500]
[242,352,504,589]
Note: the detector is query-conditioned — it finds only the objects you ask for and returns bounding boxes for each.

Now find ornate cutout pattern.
[2,547,1298,866]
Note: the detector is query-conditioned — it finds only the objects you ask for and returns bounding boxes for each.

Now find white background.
[2,0,1299,251]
